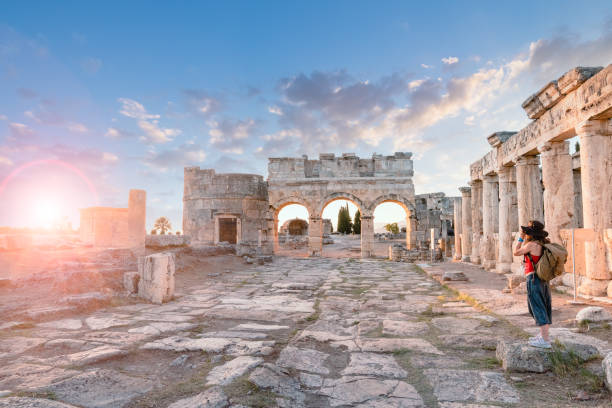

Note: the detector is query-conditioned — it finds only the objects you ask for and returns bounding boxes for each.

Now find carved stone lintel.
[459,186,471,196]
[558,66,603,95]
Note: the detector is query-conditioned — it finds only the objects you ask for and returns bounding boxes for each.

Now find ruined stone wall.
[79,189,146,250]
[413,193,456,248]
[183,168,271,249]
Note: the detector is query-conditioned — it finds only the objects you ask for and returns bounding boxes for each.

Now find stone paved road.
[0,255,598,407]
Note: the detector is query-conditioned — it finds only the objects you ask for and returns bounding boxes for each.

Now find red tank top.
[524,254,540,274]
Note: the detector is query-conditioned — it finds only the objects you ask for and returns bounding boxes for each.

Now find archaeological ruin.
[454,65,612,298]
[79,189,146,250]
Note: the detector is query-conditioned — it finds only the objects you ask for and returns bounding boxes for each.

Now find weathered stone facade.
[455,65,612,298]
[79,189,146,250]
[182,168,272,254]
[268,152,416,257]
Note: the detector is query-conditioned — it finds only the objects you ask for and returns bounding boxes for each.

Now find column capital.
[468,179,482,188]
[514,155,540,166]
[575,118,612,136]
[483,174,498,183]
[538,140,569,156]
[459,186,471,196]
[497,165,515,182]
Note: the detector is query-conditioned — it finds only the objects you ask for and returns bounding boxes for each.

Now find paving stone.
[319,376,423,407]
[438,403,500,408]
[410,355,466,369]
[0,397,79,407]
[206,356,263,385]
[382,320,429,336]
[431,317,482,334]
[85,316,131,330]
[437,335,498,350]
[604,351,612,392]
[167,386,229,408]
[44,345,128,367]
[277,346,330,374]
[0,363,79,390]
[342,352,407,378]
[0,321,25,330]
[43,339,89,350]
[249,363,306,404]
[81,331,150,346]
[0,337,46,355]
[43,369,154,408]
[141,336,233,353]
[232,323,289,331]
[38,319,83,331]
[358,338,443,355]
[442,271,468,281]
[200,331,267,340]
[299,372,323,388]
[424,369,519,404]
[128,322,196,335]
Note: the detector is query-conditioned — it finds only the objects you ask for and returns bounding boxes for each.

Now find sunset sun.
[32,198,61,229]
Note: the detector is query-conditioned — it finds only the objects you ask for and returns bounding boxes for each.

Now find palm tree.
[153,217,172,235]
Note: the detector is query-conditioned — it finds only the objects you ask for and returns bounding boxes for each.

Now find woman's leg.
[540,324,550,342]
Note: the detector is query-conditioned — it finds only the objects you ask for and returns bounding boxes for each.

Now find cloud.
[16,88,38,99]
[104,127,121,138]
[182,90,223,117]
[67,122,88,133]
[208,118,257,154]
[408,79,425,90]
[0,156,13,166]
[421,64,433,69]
[117,98,180,143]
[118,98,160,120]
[441,56,459,65]
[0,114,7,121]
[210,155,258,173]
[268,106,283,115]
[137,120,181,144]
[144,143,206,170]
[8,122,34,138]
[81,57,102,74]
[102,152,119,162]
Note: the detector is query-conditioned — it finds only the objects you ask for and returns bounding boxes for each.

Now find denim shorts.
[526,273,552,326]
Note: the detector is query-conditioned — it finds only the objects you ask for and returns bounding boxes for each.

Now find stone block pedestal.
[138,253,175,304]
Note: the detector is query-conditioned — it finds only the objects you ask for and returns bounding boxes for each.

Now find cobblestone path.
[0,256,556,407]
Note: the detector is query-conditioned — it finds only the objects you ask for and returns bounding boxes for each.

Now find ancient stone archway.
[268,153,415,258]
[271,197,311,254]
[369,194,416,250]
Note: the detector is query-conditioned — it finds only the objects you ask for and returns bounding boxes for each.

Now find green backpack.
[528,243,568,281]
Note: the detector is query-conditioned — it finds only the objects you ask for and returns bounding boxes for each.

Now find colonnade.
[454,119,611,297]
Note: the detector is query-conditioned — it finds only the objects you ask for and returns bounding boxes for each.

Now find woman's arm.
[513,231,529,256]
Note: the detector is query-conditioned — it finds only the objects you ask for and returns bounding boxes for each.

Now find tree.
[575,141,580,152]
[153,217,172,235]
[353,209,361,234]
[150,229,157,235]
[385,222,399,234]
[337,204,353,234]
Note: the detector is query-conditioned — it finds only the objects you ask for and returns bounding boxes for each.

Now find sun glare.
[32,198,62,229]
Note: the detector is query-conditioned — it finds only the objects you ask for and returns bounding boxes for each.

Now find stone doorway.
[218,218,237,244]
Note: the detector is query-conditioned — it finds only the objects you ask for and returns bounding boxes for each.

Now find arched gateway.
[268,152,416,257]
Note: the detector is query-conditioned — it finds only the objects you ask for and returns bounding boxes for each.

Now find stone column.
[576,119,612,296]
[539,141,575,243]
[514,155,544,228]
[470,180,483,264]
[497,166,516,274]
[273,217,280,253]
[459,187,472,262]
[405,212,415,250]
[453,197,462,260]
[361,215,374,258]
[482,175,499,270]
[308,216,323,257]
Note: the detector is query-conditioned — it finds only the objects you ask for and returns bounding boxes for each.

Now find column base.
[461,256,471,262]
[471,256,481,265]
[578,278,610,297]
[482,259,496,271]
[361,250,373,259]
[511,262,523,275]
[496,262,512,274]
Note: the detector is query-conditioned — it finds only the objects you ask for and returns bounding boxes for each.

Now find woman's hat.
[521,222,549,239]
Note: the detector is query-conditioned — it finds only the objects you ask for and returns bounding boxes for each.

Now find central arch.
[319,193,365,258]
[369,194,416,250]
[270,196,313,256]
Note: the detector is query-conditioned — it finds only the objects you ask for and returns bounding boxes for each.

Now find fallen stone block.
[138,253,175,304]
[206,356,263,386]
[576,306,612,324]
[496,339,598,373]
[442,271,468,281]
[123,272,140,294]
[604,351,612,392]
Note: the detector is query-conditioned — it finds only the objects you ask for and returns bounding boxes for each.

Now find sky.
[1,1,611,231]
